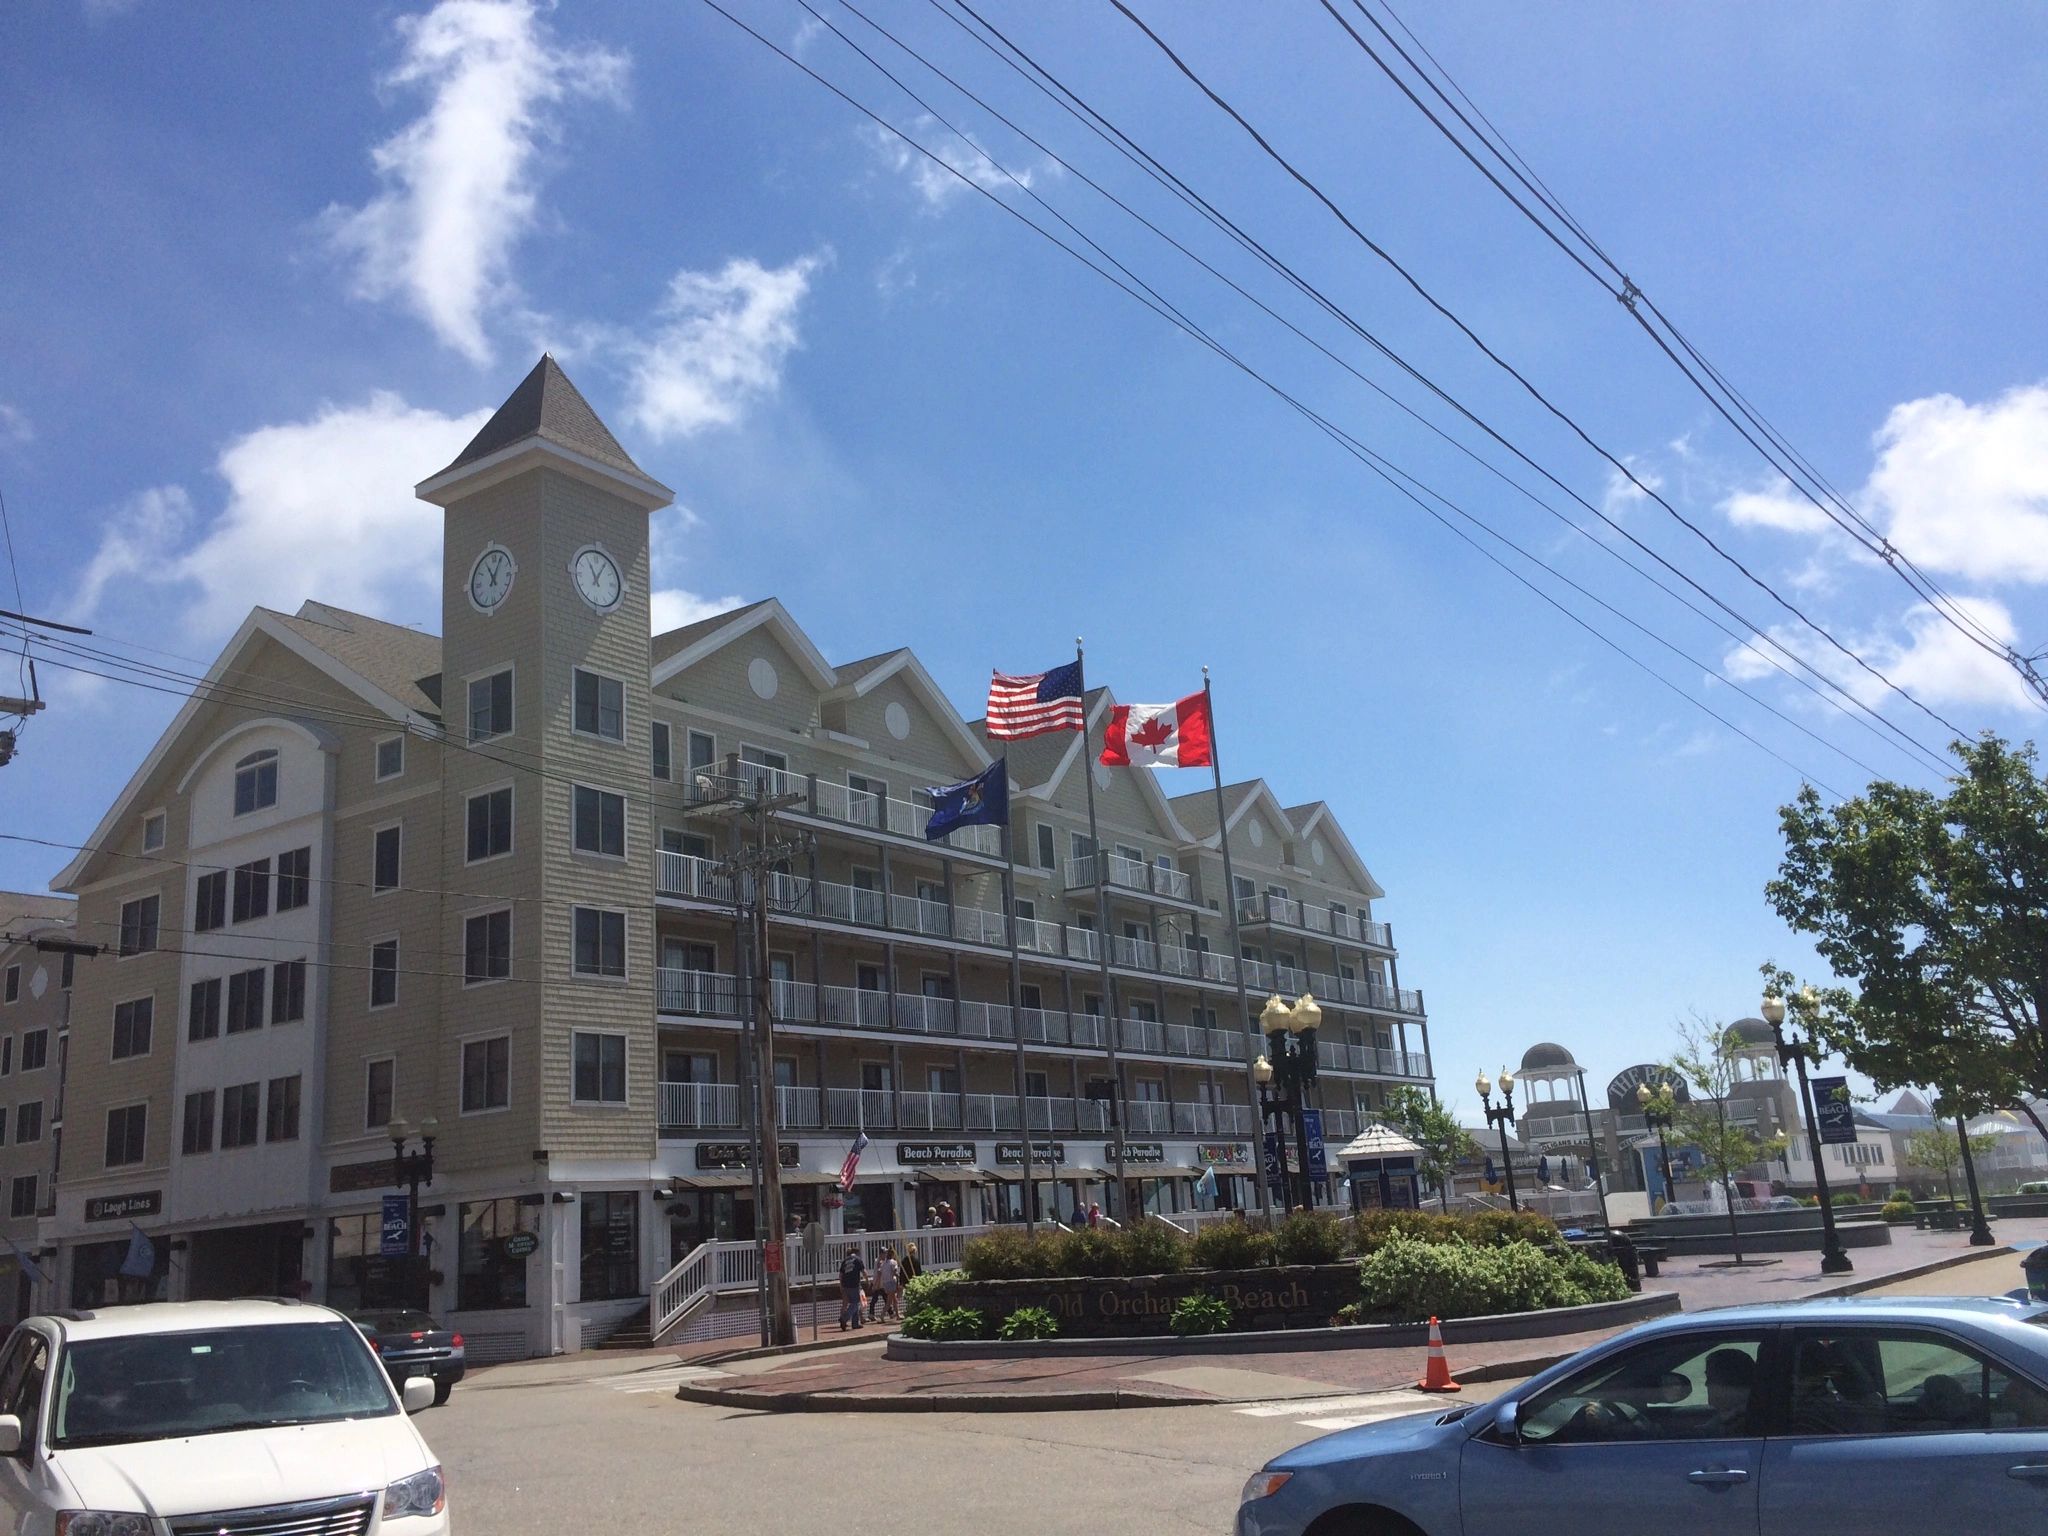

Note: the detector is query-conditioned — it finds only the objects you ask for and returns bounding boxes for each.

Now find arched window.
[233,749,278,816]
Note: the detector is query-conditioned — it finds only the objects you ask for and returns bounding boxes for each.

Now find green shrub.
[1354,1233,1628,1321]
[1168,1293,1232,1336]
[1351,1207,1563,1255]
[1273,1210,1347,1267]
[1118,1220,1190,1276]
[1831,1191,1861,1207]
[996,1306,1060,1341]
[902,1270,961,1312]
[1459,1209,1567,1253]
[1351,1209,1458,1251]
[1189,1219,1276,1271]
[901,1304,988,1341]
[961,1227,1061,1281]
[1050,1227,1126,1277]
[1880,1198,1916,1224]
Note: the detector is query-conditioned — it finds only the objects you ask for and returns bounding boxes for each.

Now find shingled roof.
[432,354,647,481]
[271,602,445,721]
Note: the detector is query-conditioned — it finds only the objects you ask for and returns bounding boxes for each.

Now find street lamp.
[1636,1081,1680,1213]
[1956,1116,1996,1247]
[389,1114,439,1307]
[1763,990,1852,1274]
[1476,1068,1520,1213]
[1255,993,1321,1211]
[1571,1066,1612,1232]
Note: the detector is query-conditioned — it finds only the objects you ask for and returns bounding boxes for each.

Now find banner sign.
[1302,1108,1328,1181]
[1811,1077,1857,1146]
[995,1141,1065,1166]
[1105,1142,1166,1165]
[84,1191,162,1223]
[1196,1142,1251,1167]
[896,1142,977,1167]
[696,1142,800,1170]
[380,1195,410,1257]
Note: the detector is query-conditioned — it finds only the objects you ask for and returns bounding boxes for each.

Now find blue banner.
[1262,1130,1285,1187]
[1302,1108,1328,1181]
[1811,1076,1857,1146]
[924,759,1008,841]
[381,1194,411,1257]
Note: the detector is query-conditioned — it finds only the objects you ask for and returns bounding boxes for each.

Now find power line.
[1105,0,1976,740]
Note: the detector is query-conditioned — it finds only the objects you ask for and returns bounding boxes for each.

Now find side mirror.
[1493,1401,1520,1445]
[401,1377,435,1415]
[0,1413,22,1455]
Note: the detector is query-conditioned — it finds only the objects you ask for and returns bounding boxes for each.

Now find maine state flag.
[924,759,1008,841]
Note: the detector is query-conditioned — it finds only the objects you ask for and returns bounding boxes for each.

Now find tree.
[1899,1125,2000,1205]
[1669,1015,1788,1264]
[1382,1087,1475,1211]
[1767,736,2048,1141]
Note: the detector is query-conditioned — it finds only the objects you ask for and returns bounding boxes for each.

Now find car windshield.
[353,1311,441,1335]
[50,1322,397,1448]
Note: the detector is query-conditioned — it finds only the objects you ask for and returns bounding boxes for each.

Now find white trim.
[569,1028,631,1106]
[570,905,630,983]
[466,541,519,616]
[571,663,629,743]
[103,1098,149,1169]
[458,1031,513,1117]
[461,906,515,990]
[650,719,673,781]
[373,733,406,783]
[367,934,400,1012]
[463,660,517,744]
[110,993,155,1063]
[649,599,835,693]
[568,542,626,616]
[462,780,516,866]
[415,433,674,511]
[363,1053,397,1134]
[370,820,403,897]
[116,890,163,961]
[823,649,992,772]
[570,781,629,861]
[140,808,167,853]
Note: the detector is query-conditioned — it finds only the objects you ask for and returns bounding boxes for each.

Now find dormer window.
[233,750,278,816]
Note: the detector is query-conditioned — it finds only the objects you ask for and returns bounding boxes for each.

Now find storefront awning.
[782,1171,853,1186]
[680,1174,758,1189]
[980,1166,1100,1182]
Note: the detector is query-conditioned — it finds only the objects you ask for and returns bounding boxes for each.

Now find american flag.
[838,1130,870,1193]
[987,660,1085,740]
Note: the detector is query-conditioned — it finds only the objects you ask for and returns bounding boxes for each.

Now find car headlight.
[55,1516,154,1536]
[1239,1470,1292,1504]
[384,1465,447,1519]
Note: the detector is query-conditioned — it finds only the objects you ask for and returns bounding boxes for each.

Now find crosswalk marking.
[598,1363,732,1395]
[1236,1388,1467,1433]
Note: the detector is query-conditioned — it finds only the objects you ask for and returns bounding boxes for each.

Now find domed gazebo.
[1516,1041,1584,1107]
[1726,1018,1783,1080]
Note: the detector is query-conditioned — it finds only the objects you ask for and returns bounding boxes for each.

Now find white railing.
[651,1240,715,1341]
[656,968,741,1017]
[890,893,953,938]
[660,1081,742,1129]
[656,850,735,903]
[1235,893,1395,950]
[962,1094,1115,1133]
[801,776,1004,857]
[1063,851,1194,903]
[1014,916,1065,957]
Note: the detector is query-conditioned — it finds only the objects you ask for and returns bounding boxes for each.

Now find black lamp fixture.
[1253,993,1321,1212]
[388,1114,439,1306]
[1762,990,1853,1275]
[1476,1068,1520,1212]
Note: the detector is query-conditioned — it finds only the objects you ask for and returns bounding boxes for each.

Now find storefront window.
[580,1191,639,1301]
[846,1183,896,1234]
[70,1236,169,1309]
[459,1198,535,1312]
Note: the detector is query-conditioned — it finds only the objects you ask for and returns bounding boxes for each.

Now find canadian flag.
[1100,691,1214,769]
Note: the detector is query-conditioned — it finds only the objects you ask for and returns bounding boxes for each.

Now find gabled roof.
[437,354,644,479]
[822,648,990,771]
[1170,780,1258,841]
[274,602,443,720]
[650,597,835,695]
[0,892,74,934]
[1001,690,1194,842]
[1283,800,1386,901]
[652,599,772,667]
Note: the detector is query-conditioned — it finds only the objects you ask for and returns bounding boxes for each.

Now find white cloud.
[1600,461,1661,520]
[625,254,825,441]
[1723,595,2039,715]
[651,587,746,634]
[1721,474,1834,535]
[325,0,627,364]
[864,116,1039,207]
[71,393,490,637]
[0,403,32,447]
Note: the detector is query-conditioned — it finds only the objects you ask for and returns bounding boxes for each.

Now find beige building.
[35,357,1433,1356]
[0,893,72,1324]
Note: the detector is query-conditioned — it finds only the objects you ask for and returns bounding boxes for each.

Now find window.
[104,1103,147,1167]
[375,735,405,781]
[573,668,626,740]
[1070,831,1094,864]
[468,667,512,742]
[1,1036,11,1075]
[112,996,153,1059]
[848,774,886,827]
[573,1032,627,1104]
[181,1089,215,1155]
[572,785,626,857]
[187,977,222,1041]
[464,909,512,986]
[459,1197,534,1311]
[60,952,71,990]
[225,967,266,1034]
[687,729,715,778]
[0,1105,7,1143]
[365,1058,394,1130]
[369,939,398,1008]
[265,1075,301,1142]
[2,966,14,1004]
[118,894,159,956]
[233,750,278,815]
[232,857,271,923]
[573,908,627,978]
[462,1035,510,1113]
[14,1101,39,1143]
[193,870,227,933]
[270,959,306,1023]
[275,847,311,911]
[8,1176,34,1219]
[372,825,401,894]
[142,811,166,851]
[1517,1332,1768,1444]
[1015,898,1037,923]
[1787,1328,2048,1435]
[466,786,512,862]
[219,1083,260,1149]
[651,721,671,779]
[579,1191,639,1302]
[1036,823,1056,869]
[1025,1070,1050,1098]
[22,1029,48,1071]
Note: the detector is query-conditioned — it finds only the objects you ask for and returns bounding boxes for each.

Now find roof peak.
[425,355,661,496]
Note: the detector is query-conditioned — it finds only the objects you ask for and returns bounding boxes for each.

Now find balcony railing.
[797,773,1006,858]
[1235,892,1394,949]
[1063,851,1195,904]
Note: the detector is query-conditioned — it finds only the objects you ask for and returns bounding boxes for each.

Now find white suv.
[0,1299,449,1533]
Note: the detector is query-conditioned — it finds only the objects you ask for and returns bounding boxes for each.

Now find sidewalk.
[661,1219,2047,1413]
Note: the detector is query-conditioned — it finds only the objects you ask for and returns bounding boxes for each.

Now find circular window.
[1093,762,1112,792]
[27,966,48,1001]
[1312,838,1326,867]
[747,657,780,701]
[884,702,910,740]
[1248,820,1264,848]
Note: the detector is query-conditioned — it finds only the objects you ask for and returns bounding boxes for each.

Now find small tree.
[1382,1087,1476,1211]
[1670,1015,1788,1264]
[1900,1125,1999,1204]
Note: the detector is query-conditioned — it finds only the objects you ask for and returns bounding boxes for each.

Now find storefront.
[185,1220,305,1301]
[579,1191,640,1302]
[898,1141,979,1228]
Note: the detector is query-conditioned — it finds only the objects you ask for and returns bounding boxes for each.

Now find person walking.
[1087,1202,1102,1229]
[837,1247,867,1331]
[875,1246,902,1321]
[902,1242,923,1285]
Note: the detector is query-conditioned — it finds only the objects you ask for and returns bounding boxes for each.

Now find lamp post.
[1571,1066,1612,1231]
[1763,991,1852,1275]
[389,1115,438,1308]
[1957,1116,1995,1247]
[1636,1082,1678,1212]
[1254,993,1321,1211]
[1477,1069,1520,1212]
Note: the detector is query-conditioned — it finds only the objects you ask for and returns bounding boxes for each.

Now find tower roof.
[438,354,646,479]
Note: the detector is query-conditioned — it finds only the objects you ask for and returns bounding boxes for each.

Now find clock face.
[570,544,623,613]
[469,545,516,613]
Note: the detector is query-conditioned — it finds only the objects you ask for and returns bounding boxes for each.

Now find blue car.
[1238,1297,2048,1535]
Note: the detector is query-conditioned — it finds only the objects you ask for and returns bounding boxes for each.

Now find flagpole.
[1078,639,1129,1221]
[1206,667,1274,1219]
[1000,767,1037,1235]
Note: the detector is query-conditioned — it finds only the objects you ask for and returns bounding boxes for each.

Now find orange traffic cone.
[1415,1315,1461,1392]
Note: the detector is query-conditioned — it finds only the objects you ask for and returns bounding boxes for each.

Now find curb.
[675,1382,1209,1413]
[691,1332,887,1368]
[1810,1243,2013,1298]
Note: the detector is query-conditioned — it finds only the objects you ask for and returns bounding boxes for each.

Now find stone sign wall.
[944,1264,1359,1336]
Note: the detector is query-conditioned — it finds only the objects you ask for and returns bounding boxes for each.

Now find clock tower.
[415,356,674,1177]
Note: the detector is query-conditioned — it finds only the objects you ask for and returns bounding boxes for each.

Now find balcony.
[697,764,1007,859]
[1064,851,1196,905]
[1234,892,1394,950]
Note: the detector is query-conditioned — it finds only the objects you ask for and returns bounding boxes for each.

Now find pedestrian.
[1087,1202,1102,1229]
[837,1246,866,1331]
[925,1205,939,1228]
[939,1201,957,1228]
[902,1242,922,1284]
[875,1246,902,1320]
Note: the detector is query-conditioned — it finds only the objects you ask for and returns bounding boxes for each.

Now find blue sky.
[5,1,2046,1109]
